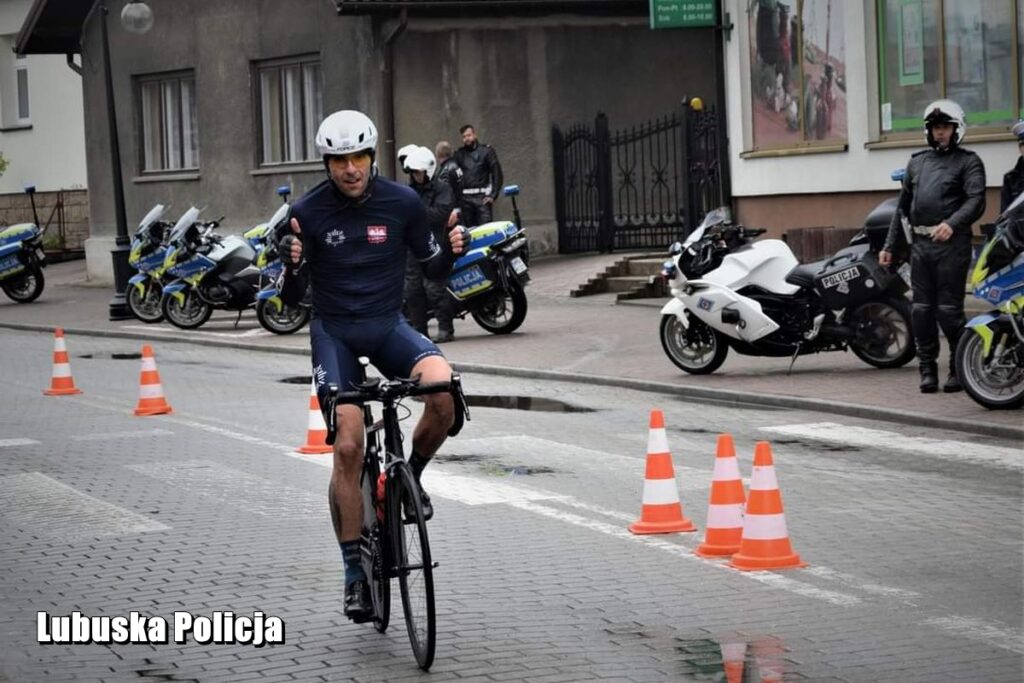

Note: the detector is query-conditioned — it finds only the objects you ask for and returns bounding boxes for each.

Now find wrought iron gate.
[552,99,728,253]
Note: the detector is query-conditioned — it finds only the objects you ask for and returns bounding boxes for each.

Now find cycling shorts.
[310,315,444,406]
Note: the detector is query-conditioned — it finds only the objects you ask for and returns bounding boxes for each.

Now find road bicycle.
[322,358,469,670]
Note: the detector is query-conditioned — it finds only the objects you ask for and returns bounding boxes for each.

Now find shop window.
[255,56,322,165]
[137,71,199,172]
[746,0,849,153]
[877,0,1021,137]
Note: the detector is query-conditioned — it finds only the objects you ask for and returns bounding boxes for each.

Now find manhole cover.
[79,352,142,360]
[280,376,313,384]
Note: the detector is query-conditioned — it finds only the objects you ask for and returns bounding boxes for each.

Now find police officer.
[402,146,457,343]
[1001,120,1024,213]
[880,100,986,394]
[435,140,464,228]
[453,124,503,227]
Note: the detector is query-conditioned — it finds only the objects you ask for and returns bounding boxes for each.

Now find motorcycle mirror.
[502,185,520,197]
[890,168,906,182]
[668,241,684,256]
[23,185,36,195]
[276,185,291,200]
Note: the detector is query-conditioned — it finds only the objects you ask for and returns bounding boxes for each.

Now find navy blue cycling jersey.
[290,176,447,321]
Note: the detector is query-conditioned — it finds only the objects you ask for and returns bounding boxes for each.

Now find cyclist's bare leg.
[410,355,455,458]
[329,403,366,543]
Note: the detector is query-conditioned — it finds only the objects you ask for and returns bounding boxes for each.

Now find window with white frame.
[138,72,199,172]
[255,56,323,165]
[15,55,29,124]
[876,0,1022,138]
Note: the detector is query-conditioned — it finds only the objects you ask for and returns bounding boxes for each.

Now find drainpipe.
[380,8,408,179]
[65,53,82,76]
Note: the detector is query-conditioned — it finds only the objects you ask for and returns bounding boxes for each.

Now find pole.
[100,1,132,320]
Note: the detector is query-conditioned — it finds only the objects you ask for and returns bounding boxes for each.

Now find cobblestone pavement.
[1,330,1021,682]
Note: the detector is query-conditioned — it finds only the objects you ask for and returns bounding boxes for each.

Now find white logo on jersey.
[325,228,346,247]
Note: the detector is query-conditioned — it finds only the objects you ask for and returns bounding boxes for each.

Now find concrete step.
[603,275,656,293]
[625,257,666,276]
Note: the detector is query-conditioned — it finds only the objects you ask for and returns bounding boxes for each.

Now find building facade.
[724,0,1022,236]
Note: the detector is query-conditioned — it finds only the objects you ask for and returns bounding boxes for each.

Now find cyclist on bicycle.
[279,110,467,622]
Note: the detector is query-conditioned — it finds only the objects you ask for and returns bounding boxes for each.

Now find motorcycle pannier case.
[446,221,519,302]
[813,251,894,310]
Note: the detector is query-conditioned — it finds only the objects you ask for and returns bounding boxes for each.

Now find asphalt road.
[1,330,1021,681]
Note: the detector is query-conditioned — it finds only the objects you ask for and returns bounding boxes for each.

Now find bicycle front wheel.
[388,461,436,670]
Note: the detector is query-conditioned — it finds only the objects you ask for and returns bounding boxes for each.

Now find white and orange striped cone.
[628,409,697,535]
[752,635,785,683]
[133,345,173,416]
[695,433,746,557]
[729,442,806,571]
[719,640,747,683]
[296,379,332,454]
[43,328,82,396]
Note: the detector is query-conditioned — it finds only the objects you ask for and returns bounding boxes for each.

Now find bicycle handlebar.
[322,377,455,446]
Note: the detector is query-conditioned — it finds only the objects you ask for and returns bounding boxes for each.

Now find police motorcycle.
[447,184,531,334]
[160,205,295,331]
[953,191,1024,409]
[668,206,767,278]
[659,199,915,374]
[250,187,310,334]
[0,185,48,303]
[126,204,175,323]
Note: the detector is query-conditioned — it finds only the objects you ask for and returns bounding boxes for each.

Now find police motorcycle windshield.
[684,206,731,248]
[167,207,201,244]
[138,204,167,232]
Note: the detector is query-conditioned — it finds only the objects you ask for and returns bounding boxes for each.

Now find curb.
[3,321,1021,441]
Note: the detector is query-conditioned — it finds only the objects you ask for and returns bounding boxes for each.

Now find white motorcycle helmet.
[315,110,378,158]
[396,143,418,171]
[923,99,966,149]
[404,146,437,180]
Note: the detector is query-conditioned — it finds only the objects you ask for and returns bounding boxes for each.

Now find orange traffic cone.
[695,434,746,557]
[752,635,785,683]
[719,640,747,683]
[43,328,82,396]
[628,409,697,535]
[729,442,806,570]
[133,345,173,416]
[296,379,332,454]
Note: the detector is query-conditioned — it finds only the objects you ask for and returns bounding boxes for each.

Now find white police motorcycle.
[0,186,47,303]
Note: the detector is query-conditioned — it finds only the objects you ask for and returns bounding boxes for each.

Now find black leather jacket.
[1001,157,1024,214]
[411,177,454,239]
[436,157,463,205]
[453,141,503,201]
[885,146,987,250]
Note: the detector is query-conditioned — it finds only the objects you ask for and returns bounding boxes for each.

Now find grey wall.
[80,2,719,278]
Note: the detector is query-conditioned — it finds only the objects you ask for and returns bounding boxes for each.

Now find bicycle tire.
[388,461,436,670]
[360,458,390,633]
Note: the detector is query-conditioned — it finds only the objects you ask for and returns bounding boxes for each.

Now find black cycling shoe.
[343,579,373,623]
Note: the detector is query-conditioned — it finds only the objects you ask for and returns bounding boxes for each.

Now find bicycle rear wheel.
[360,462,390,633]
[388,461,436,670]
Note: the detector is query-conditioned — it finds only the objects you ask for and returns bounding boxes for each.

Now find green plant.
[0,152,8,177]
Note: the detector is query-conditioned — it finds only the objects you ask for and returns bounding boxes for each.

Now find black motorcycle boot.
[919,363,939,394]
[943,361,963,393]
[343,579,373,622]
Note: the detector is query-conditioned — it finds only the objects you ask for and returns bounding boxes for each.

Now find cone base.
[729,552,806,571]
[629,517,697,535]
[134,406,173,416]
[44,387,82,396]
[297,445,333,454]
[695,542,742,557]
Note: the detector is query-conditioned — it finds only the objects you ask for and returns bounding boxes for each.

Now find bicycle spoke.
[389,464,435,670]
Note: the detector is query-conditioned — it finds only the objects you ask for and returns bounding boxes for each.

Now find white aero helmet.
[315,110,378,158]
[923,99,966,148]
[396,143,419,169]
[404,146,437,180]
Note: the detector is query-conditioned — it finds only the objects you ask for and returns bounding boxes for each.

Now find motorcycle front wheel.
[470,277,527,334]
[127,282,165,323]
[162,291,212,329]
[955,330,1024,410]
[256,298,309,335]
[2,264,44,303]
[660,313,728,375]
[848,297,915,369]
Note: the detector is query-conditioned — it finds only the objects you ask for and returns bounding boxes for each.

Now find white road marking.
[0,438,40,447]
[761,422,1024,470]
[923,616,1024,656]
[0,472,168,540]
[120,325,276,340]
[71,428,174,441]
[803,566,921,601]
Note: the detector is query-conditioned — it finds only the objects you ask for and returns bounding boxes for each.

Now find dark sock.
[409,451,430,482]
[340,540,365,586]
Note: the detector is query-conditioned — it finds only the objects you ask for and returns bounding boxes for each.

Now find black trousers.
[460,195,493,227]
[909,236,972,369]
[404,252,454,335]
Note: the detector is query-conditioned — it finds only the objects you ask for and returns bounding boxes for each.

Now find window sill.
[250,162,323,176]
[0,123,32,132]
[132,172,201,183]
[740,143,848,159]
